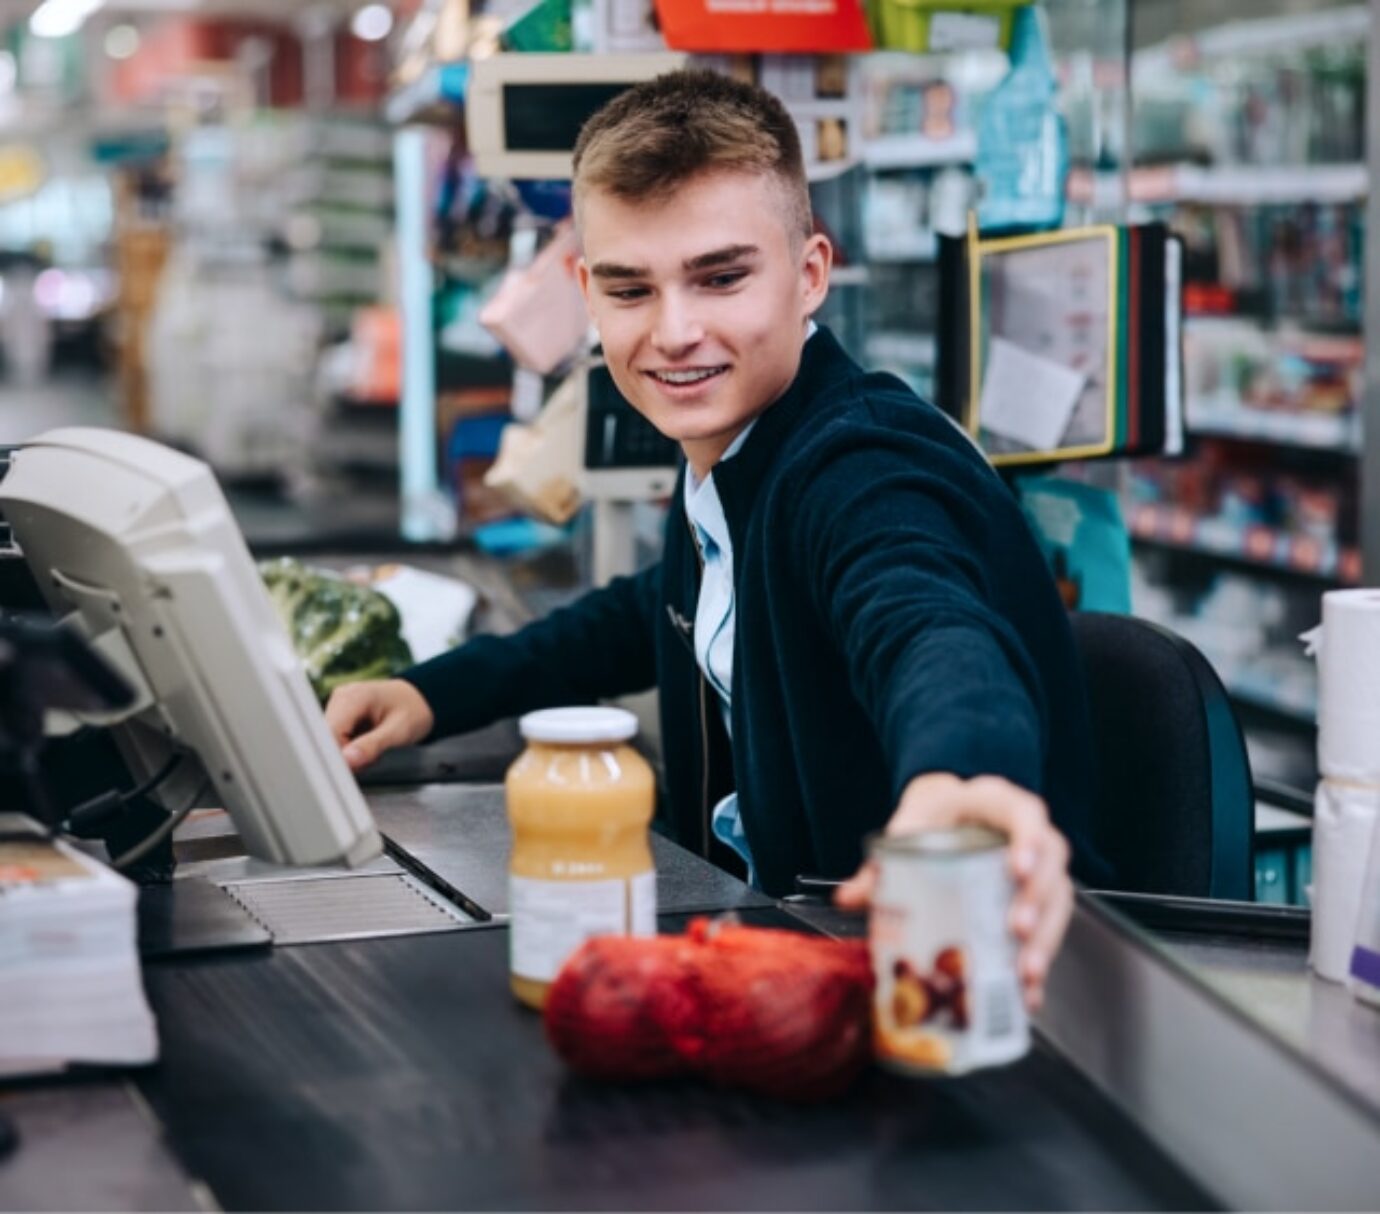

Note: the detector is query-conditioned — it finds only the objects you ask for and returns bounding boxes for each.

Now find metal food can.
[869,826,1029,1075]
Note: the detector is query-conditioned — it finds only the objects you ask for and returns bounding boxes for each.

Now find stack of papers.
[0,814,158,1078]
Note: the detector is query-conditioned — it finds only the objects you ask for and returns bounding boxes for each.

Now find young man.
[325,70,1101,1009]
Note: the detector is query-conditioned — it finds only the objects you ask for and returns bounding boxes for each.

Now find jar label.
[510,870,657,983]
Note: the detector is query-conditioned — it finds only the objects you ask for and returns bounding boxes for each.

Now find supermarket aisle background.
[0,369,398,549]
[0,372,115,443]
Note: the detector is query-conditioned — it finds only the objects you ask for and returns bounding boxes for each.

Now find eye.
[606,286,650,302]
[704,270,748,290]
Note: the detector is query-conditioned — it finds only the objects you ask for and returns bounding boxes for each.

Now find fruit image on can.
[869,826,1029,1075]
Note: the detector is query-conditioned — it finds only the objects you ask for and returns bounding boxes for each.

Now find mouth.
[644,365,730,390]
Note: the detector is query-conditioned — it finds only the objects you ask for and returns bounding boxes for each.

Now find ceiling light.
[104,23,140,60]
[30,0,105,40]
[350,4,394,42]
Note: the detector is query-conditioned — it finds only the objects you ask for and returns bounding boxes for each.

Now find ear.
[801,232,832,316]
[576,256,592,308]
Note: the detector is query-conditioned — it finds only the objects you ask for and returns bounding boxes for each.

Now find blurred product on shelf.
[1183,317,1362,449]
[1114,4,1367,829]
[974,4,1067,232]
[504,0,575,52]
[866,0,1029,54]
[1132,22,1365,168]
[479,222,587,375]
[447,411,514,525]
[1017,475,1131,612]
[141,113,393,484]
[1132,558,1319,795]
[572,0,665,53]
[1174,203,1363,330]
[750,55,865,179]
[1127,448,1359,586]
[113,166,171,432]
[862,166,975,258]
[147,249,321,479]
[653,0,871,52]
[0,255,53,387]
[485,367,586,526]
[340,307,402,405]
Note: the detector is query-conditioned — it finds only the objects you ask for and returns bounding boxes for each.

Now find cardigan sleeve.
[789,429,1048,800]
[398,562,661,740]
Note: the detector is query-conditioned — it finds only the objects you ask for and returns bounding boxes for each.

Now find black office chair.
[1070,612,1254,901]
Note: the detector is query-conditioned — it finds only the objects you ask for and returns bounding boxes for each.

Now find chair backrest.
[1070,611,1254,900]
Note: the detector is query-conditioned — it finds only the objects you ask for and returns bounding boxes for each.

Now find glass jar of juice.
[506,706,657,1010]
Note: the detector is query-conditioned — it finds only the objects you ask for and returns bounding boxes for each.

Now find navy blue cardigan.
[402,328,1102,896]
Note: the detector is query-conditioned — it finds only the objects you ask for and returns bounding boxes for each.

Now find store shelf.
[1069,163,1367,208]
[1187,402,1361,454]
[1135,5,1367,78]
[865,231,939,263]
[806,157,860,183]
[1129,503,1361,586]
[1139,163,1365,206]
[865,331,937,367]
[385,62,469,126]
[1229,684,1317,730]
[861,131,977,171]
[829,265,870,287]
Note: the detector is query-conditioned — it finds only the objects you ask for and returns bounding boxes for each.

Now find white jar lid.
[519,706,639,744]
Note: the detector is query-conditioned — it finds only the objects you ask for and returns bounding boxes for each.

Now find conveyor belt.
[136,908,1212,1211]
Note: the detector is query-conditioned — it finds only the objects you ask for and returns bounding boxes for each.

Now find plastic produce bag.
[545,916,874,1101]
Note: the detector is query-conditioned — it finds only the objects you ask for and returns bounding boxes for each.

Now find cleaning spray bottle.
[974,3,1068,233]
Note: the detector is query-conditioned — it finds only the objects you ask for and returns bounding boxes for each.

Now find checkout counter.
[3,782,1379,1208]
[1,552,1379,1211]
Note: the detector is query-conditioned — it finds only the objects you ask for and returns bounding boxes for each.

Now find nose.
[650,291,704,357]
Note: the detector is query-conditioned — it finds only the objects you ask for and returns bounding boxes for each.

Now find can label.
[870,837,1028,1075]
[510,869,656,983]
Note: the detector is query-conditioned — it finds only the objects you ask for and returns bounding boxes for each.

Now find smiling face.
[576,169,831,479]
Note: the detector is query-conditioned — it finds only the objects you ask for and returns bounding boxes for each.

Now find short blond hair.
[572,69,812,243]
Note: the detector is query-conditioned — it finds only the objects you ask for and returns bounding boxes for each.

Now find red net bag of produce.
[544,917,874,1101]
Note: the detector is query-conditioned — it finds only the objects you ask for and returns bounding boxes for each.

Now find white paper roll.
[1310,779,1380,982]
[1315,589,1380,782]
[1348,791,1380,1005]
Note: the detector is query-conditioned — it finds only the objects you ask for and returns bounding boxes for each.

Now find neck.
[683,429,747,482]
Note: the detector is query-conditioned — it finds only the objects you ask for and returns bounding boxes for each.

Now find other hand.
[324,679,435,772]
[835,772,1073,1012]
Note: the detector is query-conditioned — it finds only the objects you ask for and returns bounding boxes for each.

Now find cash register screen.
[503,83,633,152]
[0,428,381,869]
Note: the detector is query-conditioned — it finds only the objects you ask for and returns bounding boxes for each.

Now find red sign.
[653,0,873,52]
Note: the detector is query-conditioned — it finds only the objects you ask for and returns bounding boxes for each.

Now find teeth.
[654,367,723,385]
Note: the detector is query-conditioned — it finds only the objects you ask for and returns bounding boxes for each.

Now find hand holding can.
[867,826,1028,1076]
[835,772,1075,1013]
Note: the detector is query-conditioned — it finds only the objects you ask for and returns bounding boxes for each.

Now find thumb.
[342,726,390,771]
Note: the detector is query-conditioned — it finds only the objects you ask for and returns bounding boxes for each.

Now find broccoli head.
[259,558,414,701]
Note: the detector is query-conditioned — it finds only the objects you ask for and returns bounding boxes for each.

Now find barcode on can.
[982,978,1019,1041]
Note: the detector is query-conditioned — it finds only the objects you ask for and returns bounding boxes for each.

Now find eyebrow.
[588,244,761,281]
[684,243,760,271]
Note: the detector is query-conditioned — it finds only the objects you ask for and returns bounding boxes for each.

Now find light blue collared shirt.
[685,422,757,884]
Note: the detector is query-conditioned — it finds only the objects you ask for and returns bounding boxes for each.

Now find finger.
[900,777,1049,880]
[342,724,392,771]
[985,789,1052,882]
[345,701,422,769]
[341,734,376,770]
[324,688,370,748]
[1009,831,1070,943]
[1019,878,1074,1001]
[833,861,877,910]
